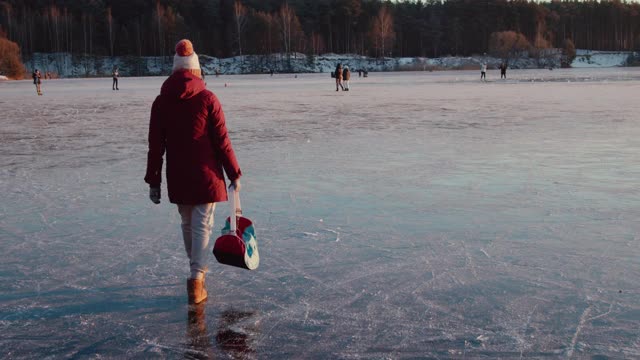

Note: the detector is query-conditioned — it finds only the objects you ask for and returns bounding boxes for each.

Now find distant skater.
[343,66,351,91]
[335,64,344,91]
[480,63,487,81]
[145,39,242,305]
[32,69,42,95]
[112,67,119,90]
[500,63,507,79]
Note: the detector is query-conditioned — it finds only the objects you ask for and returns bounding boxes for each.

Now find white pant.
[178,203,216,279]
[344,80,350,90]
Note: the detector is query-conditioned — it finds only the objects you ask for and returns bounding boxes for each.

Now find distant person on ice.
[500,62,507,79]
[342,66,351,91]
[144,39,243,305]
[480,63,487,81]
[32,69,42,95]
[335,63,344,91]
[112,67,119,90]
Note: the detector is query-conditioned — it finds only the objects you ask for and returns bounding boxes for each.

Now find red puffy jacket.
[144,70,242,204]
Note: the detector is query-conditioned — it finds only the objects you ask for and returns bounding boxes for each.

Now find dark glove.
[149,187,161,204]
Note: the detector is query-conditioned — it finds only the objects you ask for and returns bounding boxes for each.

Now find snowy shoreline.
[22,50,639,79]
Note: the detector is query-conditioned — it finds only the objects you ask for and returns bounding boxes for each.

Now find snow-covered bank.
[24,50,637,78]
[572,50,637,68]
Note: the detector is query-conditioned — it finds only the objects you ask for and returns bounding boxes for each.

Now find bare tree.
[83,13,94,55]
[253,11,276,54]
[234,0,248,57]
[134,19,142,57]
[276,3,305,60]
[48,5,61,52]
[64,8,72,53]
[107,7,114,56]
[2,3,12,40]
[310,32,325,55]
[155,0,165,57]
[370,6,395,57]
[278,3,295,57]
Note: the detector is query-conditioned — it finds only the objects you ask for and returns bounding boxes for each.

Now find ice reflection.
[186,303,212,359]
[216,310,258,359]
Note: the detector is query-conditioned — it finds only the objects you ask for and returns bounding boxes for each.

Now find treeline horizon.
[1,0,639,60]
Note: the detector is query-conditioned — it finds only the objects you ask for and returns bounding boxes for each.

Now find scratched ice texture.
[1,68,639,359]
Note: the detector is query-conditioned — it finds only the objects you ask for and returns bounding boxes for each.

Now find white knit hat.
[172,39,201,72]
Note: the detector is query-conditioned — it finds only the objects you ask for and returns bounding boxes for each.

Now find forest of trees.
[1,0,639,60]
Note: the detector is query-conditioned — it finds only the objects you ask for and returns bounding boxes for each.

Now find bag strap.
[235,189,242,216]
[229,185,242,233]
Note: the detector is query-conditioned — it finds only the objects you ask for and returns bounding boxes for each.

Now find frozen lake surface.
[1,68,640,359]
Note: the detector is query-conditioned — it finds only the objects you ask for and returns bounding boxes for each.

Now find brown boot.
[187,278,208,304]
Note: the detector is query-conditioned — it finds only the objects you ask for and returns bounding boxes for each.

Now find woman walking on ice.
[144,39,243,305]
[342,66,351,91]
[480,63,487,81]
[112,67,119,90]
[335,63,344,91]
[32,69,42,95]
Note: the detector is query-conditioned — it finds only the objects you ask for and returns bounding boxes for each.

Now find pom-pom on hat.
[172,39,201,74]
[175,39,194,56]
